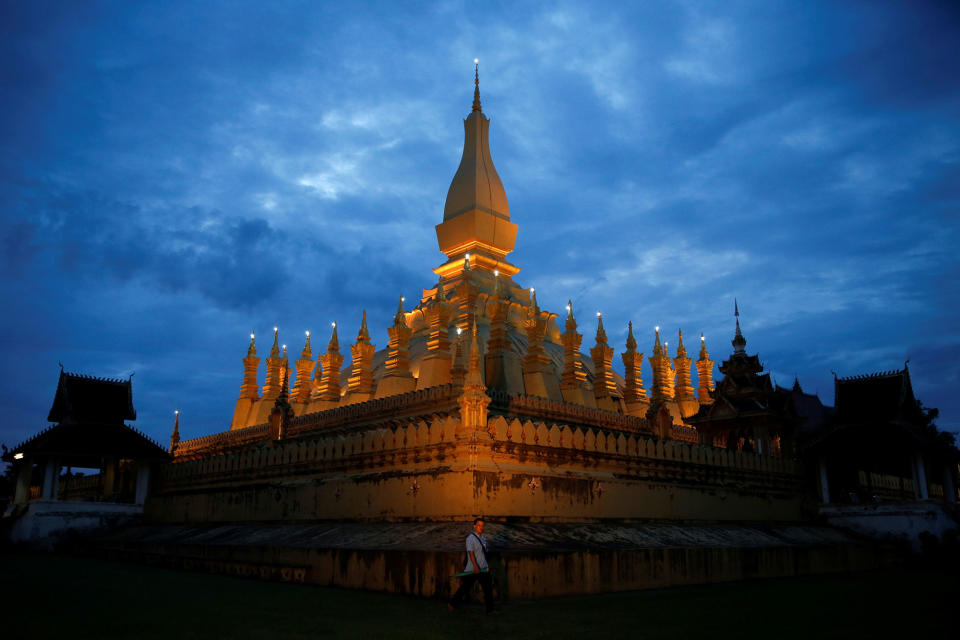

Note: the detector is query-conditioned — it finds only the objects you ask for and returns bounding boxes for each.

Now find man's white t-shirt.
[464,532,488,572]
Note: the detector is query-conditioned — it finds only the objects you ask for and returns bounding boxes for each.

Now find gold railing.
[59,474,102,501]
[857,470,916,500]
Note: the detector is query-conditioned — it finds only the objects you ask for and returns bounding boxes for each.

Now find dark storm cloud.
[0,187,292,310]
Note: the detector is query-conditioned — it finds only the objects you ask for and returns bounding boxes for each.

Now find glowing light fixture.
[305,330,310,337]
[332,322,336,328]
[401,296,405,302]
[494,269,499,277]
[14,452,23,460]
[457,327,463,335]
[474,58,479,64]
[175,409,179,415]
[274,326,278,332]
[655,325,660,331]
[250,333,255,340]
[596,311,602,317]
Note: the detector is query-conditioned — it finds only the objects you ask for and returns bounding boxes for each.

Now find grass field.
[0,551,956,639]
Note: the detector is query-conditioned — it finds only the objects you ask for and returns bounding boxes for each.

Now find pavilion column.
[103,457,117,500]
[910,453,929,500]
[41,457,59,501]
[134,462,151,505]
[818,457,831,505]
[14,457,32,504]
[753,428,768,456]
[943,464,957,504]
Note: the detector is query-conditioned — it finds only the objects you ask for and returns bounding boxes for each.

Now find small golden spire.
[653,326,663,356]
[170,409,180,454]
[328,322,339,351]
[436,276,447,302]
[247,331,257,357]
[270,327,280,357]
[626,321,637,351]
[473,59,482,112]
[394,296,406,326]
[465,320,483,386]
[676,329,687,357]
[301,331,312,358]
[530,288,539,314]
[699,333,709,360]
[278,359,290,403]
[357,310,371,344]
[595,312,607,343]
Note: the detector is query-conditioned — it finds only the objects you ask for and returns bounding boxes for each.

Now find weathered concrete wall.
[97,521,891,599]
[5,501,143,549]
[499,545,885,598]
[822,503,960,552]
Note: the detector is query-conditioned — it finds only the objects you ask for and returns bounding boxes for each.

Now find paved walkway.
[1,551,955,639]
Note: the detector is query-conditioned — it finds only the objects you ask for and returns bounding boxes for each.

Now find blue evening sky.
[1,1,958,450]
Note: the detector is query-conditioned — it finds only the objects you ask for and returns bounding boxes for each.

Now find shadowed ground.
[0,551,955,639]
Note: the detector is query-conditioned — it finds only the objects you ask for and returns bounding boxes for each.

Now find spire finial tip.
[472,60,482,111]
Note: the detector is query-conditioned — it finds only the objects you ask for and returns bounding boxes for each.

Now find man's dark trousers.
[450,571,494,612]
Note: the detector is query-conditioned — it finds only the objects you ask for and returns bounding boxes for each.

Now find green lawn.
[1,551,956,639]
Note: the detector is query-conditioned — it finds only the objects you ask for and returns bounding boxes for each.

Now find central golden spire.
[435,61,519,280]
[473,59,482,112]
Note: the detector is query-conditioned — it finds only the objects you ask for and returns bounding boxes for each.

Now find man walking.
[448,517,496,614]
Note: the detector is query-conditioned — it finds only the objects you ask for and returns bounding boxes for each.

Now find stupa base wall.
[145,467,804,524]
[154,412,806,524]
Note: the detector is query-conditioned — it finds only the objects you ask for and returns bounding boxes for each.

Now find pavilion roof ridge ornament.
[838,368,906,382]
[732,299,747,355]
[61,370,129,385]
